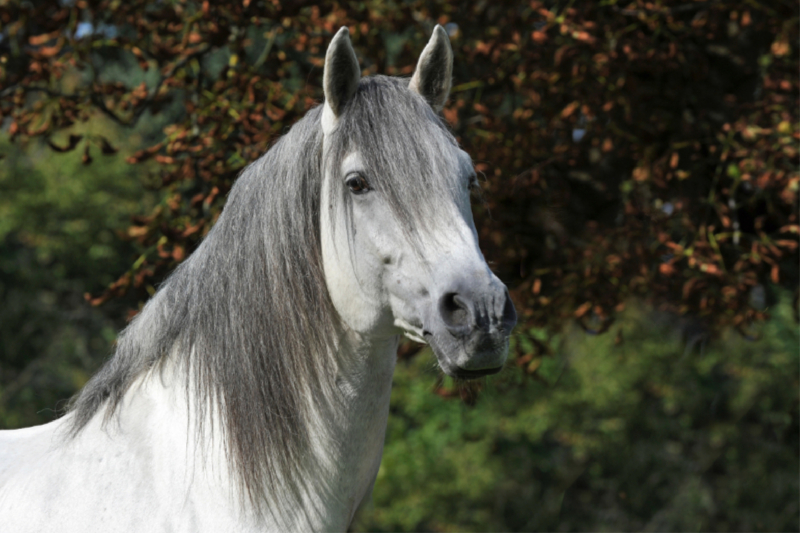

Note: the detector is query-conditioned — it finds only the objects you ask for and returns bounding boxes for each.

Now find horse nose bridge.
[421,204,482,257]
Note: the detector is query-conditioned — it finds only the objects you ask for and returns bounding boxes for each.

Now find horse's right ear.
[322,27,361,134]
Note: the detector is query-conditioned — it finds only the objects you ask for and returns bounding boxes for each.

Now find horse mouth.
[448,365,503,379]
[422,329,507,380]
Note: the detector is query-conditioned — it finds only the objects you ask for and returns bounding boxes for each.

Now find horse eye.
[346,174,370,194]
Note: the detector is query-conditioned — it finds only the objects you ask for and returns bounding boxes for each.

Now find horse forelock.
[327,76,465,246]
[65,75,465,522]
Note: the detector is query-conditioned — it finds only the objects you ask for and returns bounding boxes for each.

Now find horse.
[0,26,516,532]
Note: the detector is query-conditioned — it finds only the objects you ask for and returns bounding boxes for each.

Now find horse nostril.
[439,292,472,337]
[501,292,517,332]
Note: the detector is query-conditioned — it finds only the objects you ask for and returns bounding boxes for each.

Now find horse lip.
[446,324,472,339]
[450,365,503,379]
[425,331,506,380]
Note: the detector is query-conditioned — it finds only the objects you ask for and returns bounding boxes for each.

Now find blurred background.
[0,1,797,531]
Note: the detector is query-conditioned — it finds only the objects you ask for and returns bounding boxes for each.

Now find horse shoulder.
[0,379,259,532]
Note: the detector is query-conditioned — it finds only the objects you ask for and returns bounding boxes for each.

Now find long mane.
[66,76,461,518]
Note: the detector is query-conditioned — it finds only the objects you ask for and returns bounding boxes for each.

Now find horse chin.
[443,364,504,380]
[424,331,508,380]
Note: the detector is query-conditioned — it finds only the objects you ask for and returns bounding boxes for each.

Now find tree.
[0,135,152,428]
[355,297,799,531]
[1,0,797,371]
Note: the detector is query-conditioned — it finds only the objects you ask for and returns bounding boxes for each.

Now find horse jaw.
[320,151,396,336]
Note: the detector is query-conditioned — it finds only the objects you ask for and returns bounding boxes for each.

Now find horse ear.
[409,25,453,112]
[323,27,361,131]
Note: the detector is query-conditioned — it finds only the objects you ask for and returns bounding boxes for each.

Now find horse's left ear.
[409,25,453,112]
[323,27,361,134]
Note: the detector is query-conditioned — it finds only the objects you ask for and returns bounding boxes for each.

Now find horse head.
[319,27,517,378]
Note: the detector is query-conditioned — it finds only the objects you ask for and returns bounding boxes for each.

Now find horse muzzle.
[423,279,517,379]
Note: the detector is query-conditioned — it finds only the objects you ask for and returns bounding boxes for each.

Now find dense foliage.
[356,298,798,531]
[0,133,153,427]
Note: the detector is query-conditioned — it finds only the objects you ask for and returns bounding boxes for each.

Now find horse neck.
[302,331,399,520]
[112,330,399,529]
[319,330,399,440]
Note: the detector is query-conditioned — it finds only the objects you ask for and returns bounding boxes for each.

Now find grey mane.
[67,76,465,517]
